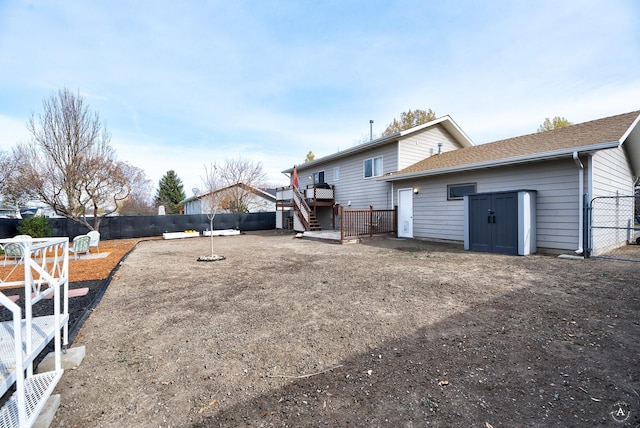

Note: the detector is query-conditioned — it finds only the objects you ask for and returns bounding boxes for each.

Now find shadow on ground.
[205,276,639,427]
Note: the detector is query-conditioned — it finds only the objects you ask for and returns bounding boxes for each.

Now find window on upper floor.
[334,167,339,181]
[447,183,477,200]
[313,171,325,184]
[363,156,383,178]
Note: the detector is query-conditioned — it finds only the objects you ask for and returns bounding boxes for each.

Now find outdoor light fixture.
[413,188,419,194]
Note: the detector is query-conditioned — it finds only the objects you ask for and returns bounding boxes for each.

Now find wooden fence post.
[393,205,398,236]
[340,205,345,241]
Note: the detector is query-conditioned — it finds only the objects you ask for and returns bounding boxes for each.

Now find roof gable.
[389,110,640,179]
[181,182,276,204]
[283,115,473,174]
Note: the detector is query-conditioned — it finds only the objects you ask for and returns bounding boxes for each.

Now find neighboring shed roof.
[386,110,640,180]
[282,115,473,174]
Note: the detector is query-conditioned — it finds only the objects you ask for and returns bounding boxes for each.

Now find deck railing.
[276,184,335,204]
[341,206,397,240]
[292,186,312,230]
[303,184,334,203]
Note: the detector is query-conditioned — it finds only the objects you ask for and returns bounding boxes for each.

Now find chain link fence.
[588,195,640,261]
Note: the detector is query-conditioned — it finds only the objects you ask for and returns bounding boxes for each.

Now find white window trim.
[363,155,383,179]
[447,182,476,200]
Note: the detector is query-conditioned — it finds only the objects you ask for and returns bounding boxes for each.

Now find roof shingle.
[395,110,640,175]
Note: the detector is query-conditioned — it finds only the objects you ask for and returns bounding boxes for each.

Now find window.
[364,156,383,178]
[334,167,340,181]
[447,183,476,200]
[313,171,325,184]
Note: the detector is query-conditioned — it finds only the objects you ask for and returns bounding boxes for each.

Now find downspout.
[573,151,584,254]
[390,181,394,209]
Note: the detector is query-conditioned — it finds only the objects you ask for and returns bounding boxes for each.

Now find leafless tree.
[201,163,223,258]
[15,87,134,231]
[118,163,155,215]
[197,158,266,258]
[0,150,19,206]
[216,157,267,212]
[0,151,10,185]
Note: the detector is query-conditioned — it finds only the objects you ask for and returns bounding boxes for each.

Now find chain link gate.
[587,195,640,261]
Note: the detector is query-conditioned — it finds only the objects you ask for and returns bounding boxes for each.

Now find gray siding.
[590,147,636,254]
[184,194,274,214]
[296,144,398,210]
[184,199,202,215]
[293,125,469,211]
[591,147,634,197]
[398,125,462,170]
[404,159,581,251]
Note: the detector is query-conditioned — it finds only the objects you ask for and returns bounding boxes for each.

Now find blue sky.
[1,1,639,193]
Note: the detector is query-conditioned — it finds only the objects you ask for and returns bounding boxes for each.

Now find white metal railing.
[0,237,69,427]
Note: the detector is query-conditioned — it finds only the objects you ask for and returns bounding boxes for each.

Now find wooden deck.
[302,230,357,244]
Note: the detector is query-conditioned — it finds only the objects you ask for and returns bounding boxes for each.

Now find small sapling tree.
[197,163,225,261]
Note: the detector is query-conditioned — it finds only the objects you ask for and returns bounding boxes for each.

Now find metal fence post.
[584,196,591,258]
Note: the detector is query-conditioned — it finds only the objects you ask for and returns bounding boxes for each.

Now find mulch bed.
[0,238,145,364]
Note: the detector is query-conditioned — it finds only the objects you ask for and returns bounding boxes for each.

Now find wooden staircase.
[309,214,322,231]
[290,186,322,232]
[276,184,336,233]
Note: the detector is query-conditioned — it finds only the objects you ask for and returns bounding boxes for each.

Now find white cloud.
[1,0,638,192]
[0,115,29,150]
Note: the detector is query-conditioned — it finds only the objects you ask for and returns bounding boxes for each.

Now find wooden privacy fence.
[341,206,397,240]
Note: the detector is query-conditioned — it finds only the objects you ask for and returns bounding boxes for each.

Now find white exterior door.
[398,188,413,238]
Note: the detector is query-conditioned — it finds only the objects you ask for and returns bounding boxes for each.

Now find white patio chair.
[87,230,100,253]
[3,242,24,266]
[69,235,91,260]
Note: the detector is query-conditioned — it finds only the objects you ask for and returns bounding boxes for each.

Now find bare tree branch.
[13,87,138,231]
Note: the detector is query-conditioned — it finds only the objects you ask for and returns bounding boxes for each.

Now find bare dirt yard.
[49,231,639,427]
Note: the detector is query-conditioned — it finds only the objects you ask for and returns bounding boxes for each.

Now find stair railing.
[292,186,312,230]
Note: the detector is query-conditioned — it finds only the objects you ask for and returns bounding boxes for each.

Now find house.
[0,205,21,219]
[277,115,473,230]
[278,110,640,256]
[182,182,276,215]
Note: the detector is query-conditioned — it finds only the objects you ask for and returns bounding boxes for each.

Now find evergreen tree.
[155,170,186,214]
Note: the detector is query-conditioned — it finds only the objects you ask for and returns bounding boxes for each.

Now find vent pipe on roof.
[438,143,443,154]
[369,120,374,141]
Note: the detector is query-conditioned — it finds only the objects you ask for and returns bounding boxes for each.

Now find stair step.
[0,370,63,428]
[309,219,322,231]
[0,314,69,397]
